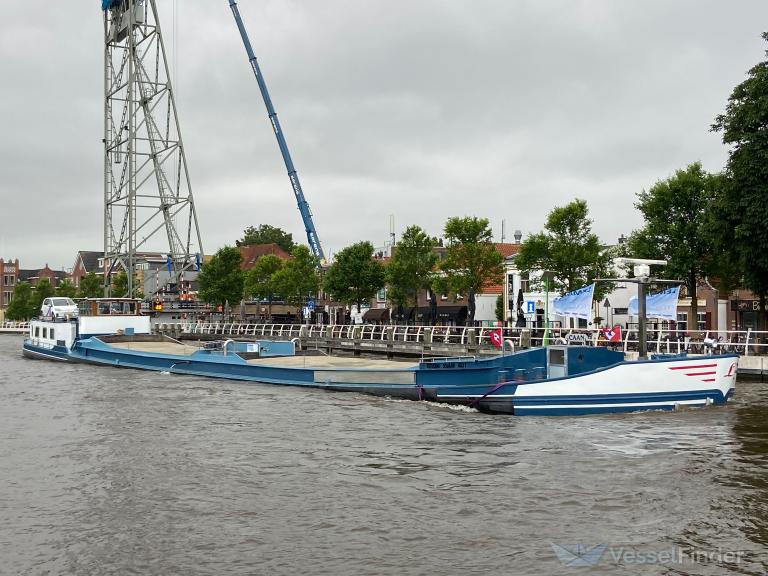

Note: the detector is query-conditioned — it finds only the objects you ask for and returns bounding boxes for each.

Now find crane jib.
[227,0,325,265]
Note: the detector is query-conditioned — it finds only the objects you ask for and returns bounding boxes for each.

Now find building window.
[677,312,687,331]
[377,288,386,302]
[3,291,11,305]
[613,307,628,315]
[520,272,530,293]
[696,312,706,331]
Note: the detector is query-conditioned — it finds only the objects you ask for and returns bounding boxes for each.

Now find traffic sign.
[526,301,535,313]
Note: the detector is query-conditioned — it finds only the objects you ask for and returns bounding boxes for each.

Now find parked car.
[40,297,79,319]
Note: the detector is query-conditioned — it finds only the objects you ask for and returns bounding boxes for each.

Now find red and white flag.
[601,326,622,343]
[489,328,503,348]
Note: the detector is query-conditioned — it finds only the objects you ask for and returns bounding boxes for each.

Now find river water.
[1,335,766,575]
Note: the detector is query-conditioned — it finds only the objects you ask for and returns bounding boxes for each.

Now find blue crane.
[227,0,326,264]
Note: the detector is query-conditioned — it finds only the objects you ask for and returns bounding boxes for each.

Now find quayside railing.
[154,322,768,356]
[0,321,29,333]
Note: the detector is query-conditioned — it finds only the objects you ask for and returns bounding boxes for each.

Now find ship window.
[549,348,565,365]
[34,326,40,338]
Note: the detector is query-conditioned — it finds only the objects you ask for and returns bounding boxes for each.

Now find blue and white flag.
[552,283,595,320]
[628,286,680,320]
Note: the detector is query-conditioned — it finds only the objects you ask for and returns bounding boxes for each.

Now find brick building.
[19,265,67,288]
[0,258,20,316]
[70,250,103,288]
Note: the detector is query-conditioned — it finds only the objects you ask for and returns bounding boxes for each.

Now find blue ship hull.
[35,336,737,416]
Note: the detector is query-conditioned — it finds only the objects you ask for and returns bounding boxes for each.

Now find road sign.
[526,301,535,313]
[307,299,315,311]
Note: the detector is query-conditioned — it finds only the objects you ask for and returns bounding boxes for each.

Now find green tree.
[244,254,284,319]
[236,224,296,253]
[32,278,55,315]
[273,245,320,312]
[110,271,144,299]
[439,216,503,324]
[627,163,718,325]
[516,199,613,299]
[198,246,244,310]
[78,272,103,299]
[5,282,36,320]
[56,278,77,298]
[386,225,438,308]
[495,294,504,322]
[323,241,385,313]
[712,32,768,327]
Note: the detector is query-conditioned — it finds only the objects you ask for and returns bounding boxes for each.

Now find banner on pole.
[552,283,595,320]
[628,286,680,320]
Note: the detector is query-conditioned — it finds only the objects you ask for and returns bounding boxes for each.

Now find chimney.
[514,230,522,244]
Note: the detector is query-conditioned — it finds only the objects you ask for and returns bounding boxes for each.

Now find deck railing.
[155,322,768,356]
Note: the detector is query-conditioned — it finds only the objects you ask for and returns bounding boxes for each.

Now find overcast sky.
[1,1,766,270]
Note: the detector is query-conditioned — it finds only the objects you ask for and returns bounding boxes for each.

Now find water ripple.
[1,336,766,575]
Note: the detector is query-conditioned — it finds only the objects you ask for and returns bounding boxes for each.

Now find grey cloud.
[1,0,765,268]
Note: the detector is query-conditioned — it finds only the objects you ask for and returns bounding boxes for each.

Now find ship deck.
[107,340,417,370]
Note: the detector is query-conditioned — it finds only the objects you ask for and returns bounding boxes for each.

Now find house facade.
[0,258,20,321]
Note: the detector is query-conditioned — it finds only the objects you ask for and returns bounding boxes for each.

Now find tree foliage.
[244,254,284,300]
[495,294,504,322]
[386,225,438,308]
[110,271,144,299]
[323,241,386,312]
[439,217,502,293]
[198,246,244,309]
[627,163,719,323]
[78,272,103,299]
[32,278,55,315]
[236,224,296,253]
[711,32,768,324]
[272,245,320,310]
[438,217,503,324]
[5,282,36,320]
[516,199,613,299]
[244,254,284,319]
[56,278,77,299]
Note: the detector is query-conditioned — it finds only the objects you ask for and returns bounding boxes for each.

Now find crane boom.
[227,0,325,264]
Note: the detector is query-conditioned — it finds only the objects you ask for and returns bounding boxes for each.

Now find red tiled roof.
[239,244,291,270]
[494,243,522,258]
[481,243,522,294]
